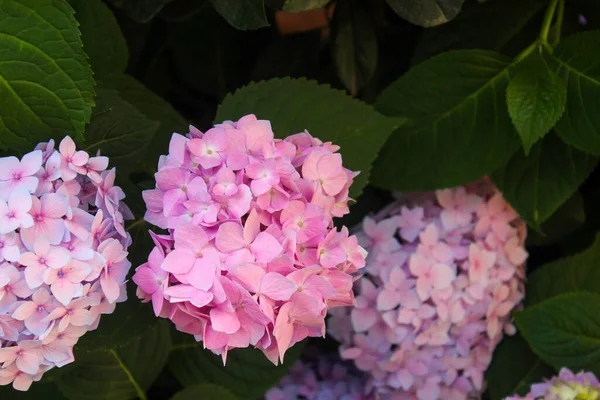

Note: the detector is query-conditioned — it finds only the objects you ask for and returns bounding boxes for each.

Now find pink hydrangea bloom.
[0,137,132,391]
[266,348,371,400]
[505,368,600,400]
[329,179,527,400]
[133,114,366,364]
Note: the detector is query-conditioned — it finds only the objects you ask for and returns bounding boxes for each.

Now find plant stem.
[551,0,565,46]
[539,0,560,45]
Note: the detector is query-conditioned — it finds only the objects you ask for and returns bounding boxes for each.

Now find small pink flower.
[12,288,56,336]
[0,233,20,263]
[58,136,89,181]
[188,127,228,169]
[20,193,68,248]
[0,340,43,375]
[0,151,42,199]
[43,260,92,306]
[409,254,455,301]
[0,190,34,234]
[302,151,348,196]
[132,247,168,316]
[20,237,71,289]
[0,264,33,311]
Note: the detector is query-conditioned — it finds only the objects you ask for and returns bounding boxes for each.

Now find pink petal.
[376,289,401,311]
[21,150,43,176]
[228,263,264,293]
[430,263,455,289]
[260,273,295,301]
[215,222,246,253]
[350,308,378,332]
[162,249,195,274]
[41,193,68,218]
[185,252,218,291]
[51,279,76,306]
[251,232,283,263]
[210,308,240,334]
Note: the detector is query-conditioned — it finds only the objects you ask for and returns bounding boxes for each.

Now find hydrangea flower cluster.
[328,180,528,400]
[505,368,600,400]
[0,136,132,391]
[266,350,370,400]
[133,114,366,364]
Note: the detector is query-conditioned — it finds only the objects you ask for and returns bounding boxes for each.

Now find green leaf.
[215,77,401,197]
[553,32,600,155]
[74,286,159,352]
[168,335,304,400]
[211,0,269,30]
[492,134,597,227]
[486,334,555,400]
[526,192,586,247]
[411,0,544,65]
[385,0,465,27]
[69,0,129,77]
[332,0,377,96]
[276,0,330,13]
[515,292,600,374]
[0,372,66,400]
[107,0,174,23]
[56,322,171,400]
[82,88,159,174]
[105,74,189,169]
[0,0,95,150]
[507,52,567,154]
[171,384,239,400]
[525,234,600,306]
[373,50,520,191]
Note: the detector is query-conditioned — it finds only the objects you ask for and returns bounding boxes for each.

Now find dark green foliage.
[4,0,600,399]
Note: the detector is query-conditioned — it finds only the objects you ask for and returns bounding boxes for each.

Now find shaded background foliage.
[2,0,600,399]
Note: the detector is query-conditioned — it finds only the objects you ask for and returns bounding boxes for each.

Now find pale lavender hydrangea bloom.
[266,350,371,400]
[505,368,600,400]
[0,137,133,391]
[329,179,528,400]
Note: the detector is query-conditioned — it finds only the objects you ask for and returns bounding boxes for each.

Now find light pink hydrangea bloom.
[505,368,600,400]
[0,137,132,391]
[266,349,371,400]
[133,115,366,364]
[328,179,527,400]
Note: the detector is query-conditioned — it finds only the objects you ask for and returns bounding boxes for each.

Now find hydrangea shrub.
[0,137,132,390]
[133,114,367,363]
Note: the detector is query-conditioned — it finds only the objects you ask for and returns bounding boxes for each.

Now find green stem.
[539,0,560,44]
[515,0,561,62]
[551,0,565,46]
[109,349,148,400]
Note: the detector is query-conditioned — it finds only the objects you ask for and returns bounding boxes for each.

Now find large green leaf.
[412,0,544,64]
[69,0,128,77]
[515,292,600,374]
[507,52,567,154]
[332,0,377,96]
[215,77,401,197]
[0,0,95,150]
[385,0,465,27]
[168,335,303,400]
[486,334,555,400]
[553,32,600,155]
[492,134,597,227]
[525,234,600,306]
[56,322,171,400]
[0,370,66,399]
[210,0,269,30]
[373,50,520,191]
[268,0,330,13]
[171,384,239,400]
[82,88,159,173]
[526,192,586,247]
[105,74,189,168]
